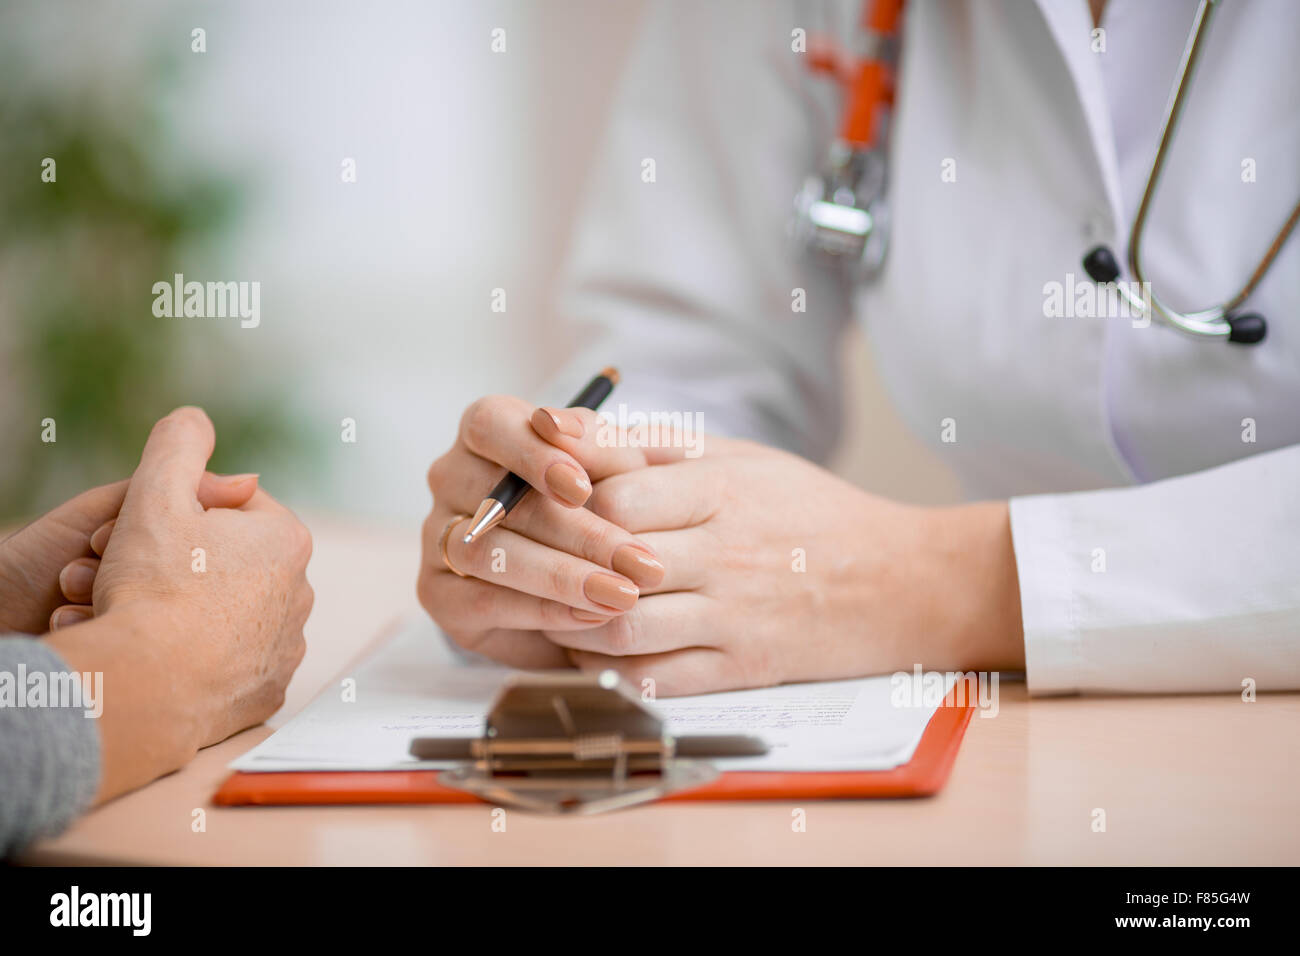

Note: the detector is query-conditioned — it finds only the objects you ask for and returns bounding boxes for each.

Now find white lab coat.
[547,0,1300,694]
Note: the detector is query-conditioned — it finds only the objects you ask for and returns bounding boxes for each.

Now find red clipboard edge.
[213,700,973,806]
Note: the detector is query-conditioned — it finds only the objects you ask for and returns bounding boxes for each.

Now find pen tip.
[463,498,507,545]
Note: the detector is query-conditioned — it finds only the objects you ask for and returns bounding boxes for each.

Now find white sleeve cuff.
[1007,445,1300,696]
[1008,493,1084,695]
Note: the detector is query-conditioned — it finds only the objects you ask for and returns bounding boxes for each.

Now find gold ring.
[439,513,472,577]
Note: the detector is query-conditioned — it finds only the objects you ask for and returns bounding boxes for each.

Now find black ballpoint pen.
[462,366,619,544]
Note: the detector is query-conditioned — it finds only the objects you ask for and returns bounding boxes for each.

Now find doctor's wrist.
[920,501,1025,673]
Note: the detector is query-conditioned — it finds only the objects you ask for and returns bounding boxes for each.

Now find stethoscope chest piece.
[791,0,903,280]
[791,146,890,278]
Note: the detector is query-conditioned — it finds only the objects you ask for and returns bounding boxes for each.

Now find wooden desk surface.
[23,516,1300,866]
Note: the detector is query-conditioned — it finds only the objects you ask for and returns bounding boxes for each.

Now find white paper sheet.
[231,617,946,773]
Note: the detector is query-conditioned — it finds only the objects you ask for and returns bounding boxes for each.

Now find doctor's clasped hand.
[543,410,1029,695]
[420,400,1025,696]
[418,395,669,670]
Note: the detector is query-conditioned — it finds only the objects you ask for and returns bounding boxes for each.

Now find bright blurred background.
[0,0,959,527]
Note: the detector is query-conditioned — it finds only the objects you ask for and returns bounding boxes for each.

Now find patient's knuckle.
[299,581,316,616]
[290,521,313,561]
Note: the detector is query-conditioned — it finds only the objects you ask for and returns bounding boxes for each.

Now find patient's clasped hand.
[0,407,313,806]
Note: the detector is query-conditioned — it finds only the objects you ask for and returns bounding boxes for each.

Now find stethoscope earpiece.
[1082,246,1121,284]
[1073,0,1294,350]
[1081,245,1267,347]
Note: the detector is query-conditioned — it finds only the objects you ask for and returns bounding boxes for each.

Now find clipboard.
[213,674,973,810]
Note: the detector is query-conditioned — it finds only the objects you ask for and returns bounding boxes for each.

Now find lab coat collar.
[1029,0,1140,487]
[1031,0,1126,253]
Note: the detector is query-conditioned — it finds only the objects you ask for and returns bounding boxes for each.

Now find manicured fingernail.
[533,406,584,439]
[60,562,97,601]
[90,520,115,556]
[544,462,591,506]
[612,544,665,589]
[584,572,638,611]
[50,606,93,630]
[571,608,611,624]
[218,472,259,484]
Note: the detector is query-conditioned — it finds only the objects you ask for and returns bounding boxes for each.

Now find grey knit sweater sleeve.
[0,636,101,858]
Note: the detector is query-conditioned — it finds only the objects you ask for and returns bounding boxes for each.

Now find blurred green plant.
[0,21,307,520]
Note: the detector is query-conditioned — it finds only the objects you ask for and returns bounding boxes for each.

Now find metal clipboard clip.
[409,670,768,815]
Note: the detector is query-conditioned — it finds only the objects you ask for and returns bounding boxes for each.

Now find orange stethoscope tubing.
[805,0,902,150]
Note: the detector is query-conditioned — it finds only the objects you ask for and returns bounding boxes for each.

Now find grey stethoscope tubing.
[1082,0,1300,346]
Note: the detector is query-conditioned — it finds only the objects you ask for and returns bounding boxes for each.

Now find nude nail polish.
[571,608,611,624]
[535,406,585,439]
[612,544,665,589]
[584,573,638,611]
[545,462,592,506]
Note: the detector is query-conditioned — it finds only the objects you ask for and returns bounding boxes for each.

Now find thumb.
[124,406,217,510]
